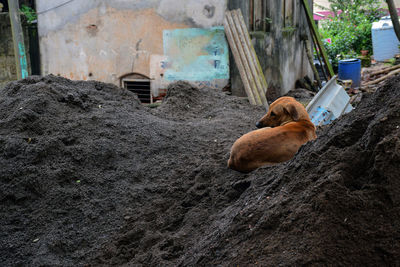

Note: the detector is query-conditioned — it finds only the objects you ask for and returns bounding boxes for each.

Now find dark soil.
[1,75,400,266]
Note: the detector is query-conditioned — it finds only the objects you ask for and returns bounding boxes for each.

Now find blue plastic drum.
[338,59,361,88]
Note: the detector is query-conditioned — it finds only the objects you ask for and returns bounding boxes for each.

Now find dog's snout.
[256,121,263,128]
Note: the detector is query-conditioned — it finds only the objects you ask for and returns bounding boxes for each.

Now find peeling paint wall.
[36,0,228,89]
[37,0,313,99]
[163,27,229,87]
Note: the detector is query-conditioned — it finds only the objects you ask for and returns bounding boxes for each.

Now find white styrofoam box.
[372,16,400,61]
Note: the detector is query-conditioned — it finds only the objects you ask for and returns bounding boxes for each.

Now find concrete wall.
[37,0,313,99]
[0,13,31,87]
[228,0,314,99]
[163,27,229,87]
[36,0,228,90]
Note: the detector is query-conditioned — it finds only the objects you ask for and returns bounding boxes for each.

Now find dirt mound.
[284,87,315,101]
[179,75,400,266]
[154,81,206,120]
[153,81,253,122]
[0,75,262,266]
[1,74,400,266]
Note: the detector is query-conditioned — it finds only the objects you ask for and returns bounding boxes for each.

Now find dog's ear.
[283,103,300,121]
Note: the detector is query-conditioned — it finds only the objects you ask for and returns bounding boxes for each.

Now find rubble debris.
[364,68,400,86]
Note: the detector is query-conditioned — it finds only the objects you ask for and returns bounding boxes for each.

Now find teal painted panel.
[18,42,29,78]
[163,26,229,81]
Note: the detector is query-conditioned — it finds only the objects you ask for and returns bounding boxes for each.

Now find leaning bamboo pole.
[224,9,269,107]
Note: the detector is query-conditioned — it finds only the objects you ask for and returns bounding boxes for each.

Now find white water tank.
[371,16,400,61]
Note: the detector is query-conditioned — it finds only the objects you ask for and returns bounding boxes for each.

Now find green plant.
[20,4,37,23]
[264,17,272,24]
[282,25,297,35]
[387,58,396,65]
[318,0,384,71]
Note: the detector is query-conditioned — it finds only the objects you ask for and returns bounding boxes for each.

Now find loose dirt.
[1,74,399,266]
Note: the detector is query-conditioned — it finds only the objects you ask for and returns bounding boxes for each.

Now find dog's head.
[256,96,310,128]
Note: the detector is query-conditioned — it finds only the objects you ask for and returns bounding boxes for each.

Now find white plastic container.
[306,75,353,126]
[371,16,400,61]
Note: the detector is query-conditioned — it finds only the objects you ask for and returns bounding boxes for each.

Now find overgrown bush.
[318,0,384,70]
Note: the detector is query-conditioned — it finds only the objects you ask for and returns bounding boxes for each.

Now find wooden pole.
[224,13,257,105]
[235,10,268,107]
[369,64,400,77]
[305,39,322,88]
[8,0,29,79]
[363,68,400,86]
[311,32,329,81]
[301,0,334,79]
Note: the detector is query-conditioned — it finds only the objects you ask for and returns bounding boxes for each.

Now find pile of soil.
[1,74,399,266]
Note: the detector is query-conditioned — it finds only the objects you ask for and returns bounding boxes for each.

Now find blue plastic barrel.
[338,59,361,88]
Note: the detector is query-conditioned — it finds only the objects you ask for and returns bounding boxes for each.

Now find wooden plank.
[233,9,268,107]
[311,33,329,81]
[225,9,270,107]
[305,39,322,88]
[8,0,29,79]
[369,64,400,76]
[301,0,334,78]
[254,0,262,30]
[226,11,262,105]
[235,9,269,108]
[236,9,268,92]
[262,0,267,32]
[224,14,257,105]
[249,0,254,31]
[285,0,294,27]
[229,10,263,105]
[364,68,400,86]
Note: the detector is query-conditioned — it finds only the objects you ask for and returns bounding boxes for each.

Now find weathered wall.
[228,0,314,98]
[37,0,313,98]
[163,27,229,87]
[36,0,228,89]
[0,13,31,87]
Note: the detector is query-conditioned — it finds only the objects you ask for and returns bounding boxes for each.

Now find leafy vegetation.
[20,4,37,24]
[318,0,384,69]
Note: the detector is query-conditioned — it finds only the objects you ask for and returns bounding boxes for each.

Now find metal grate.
[123,79,151,104]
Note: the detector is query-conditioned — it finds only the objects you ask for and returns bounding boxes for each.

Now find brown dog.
[228,96,317,173]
